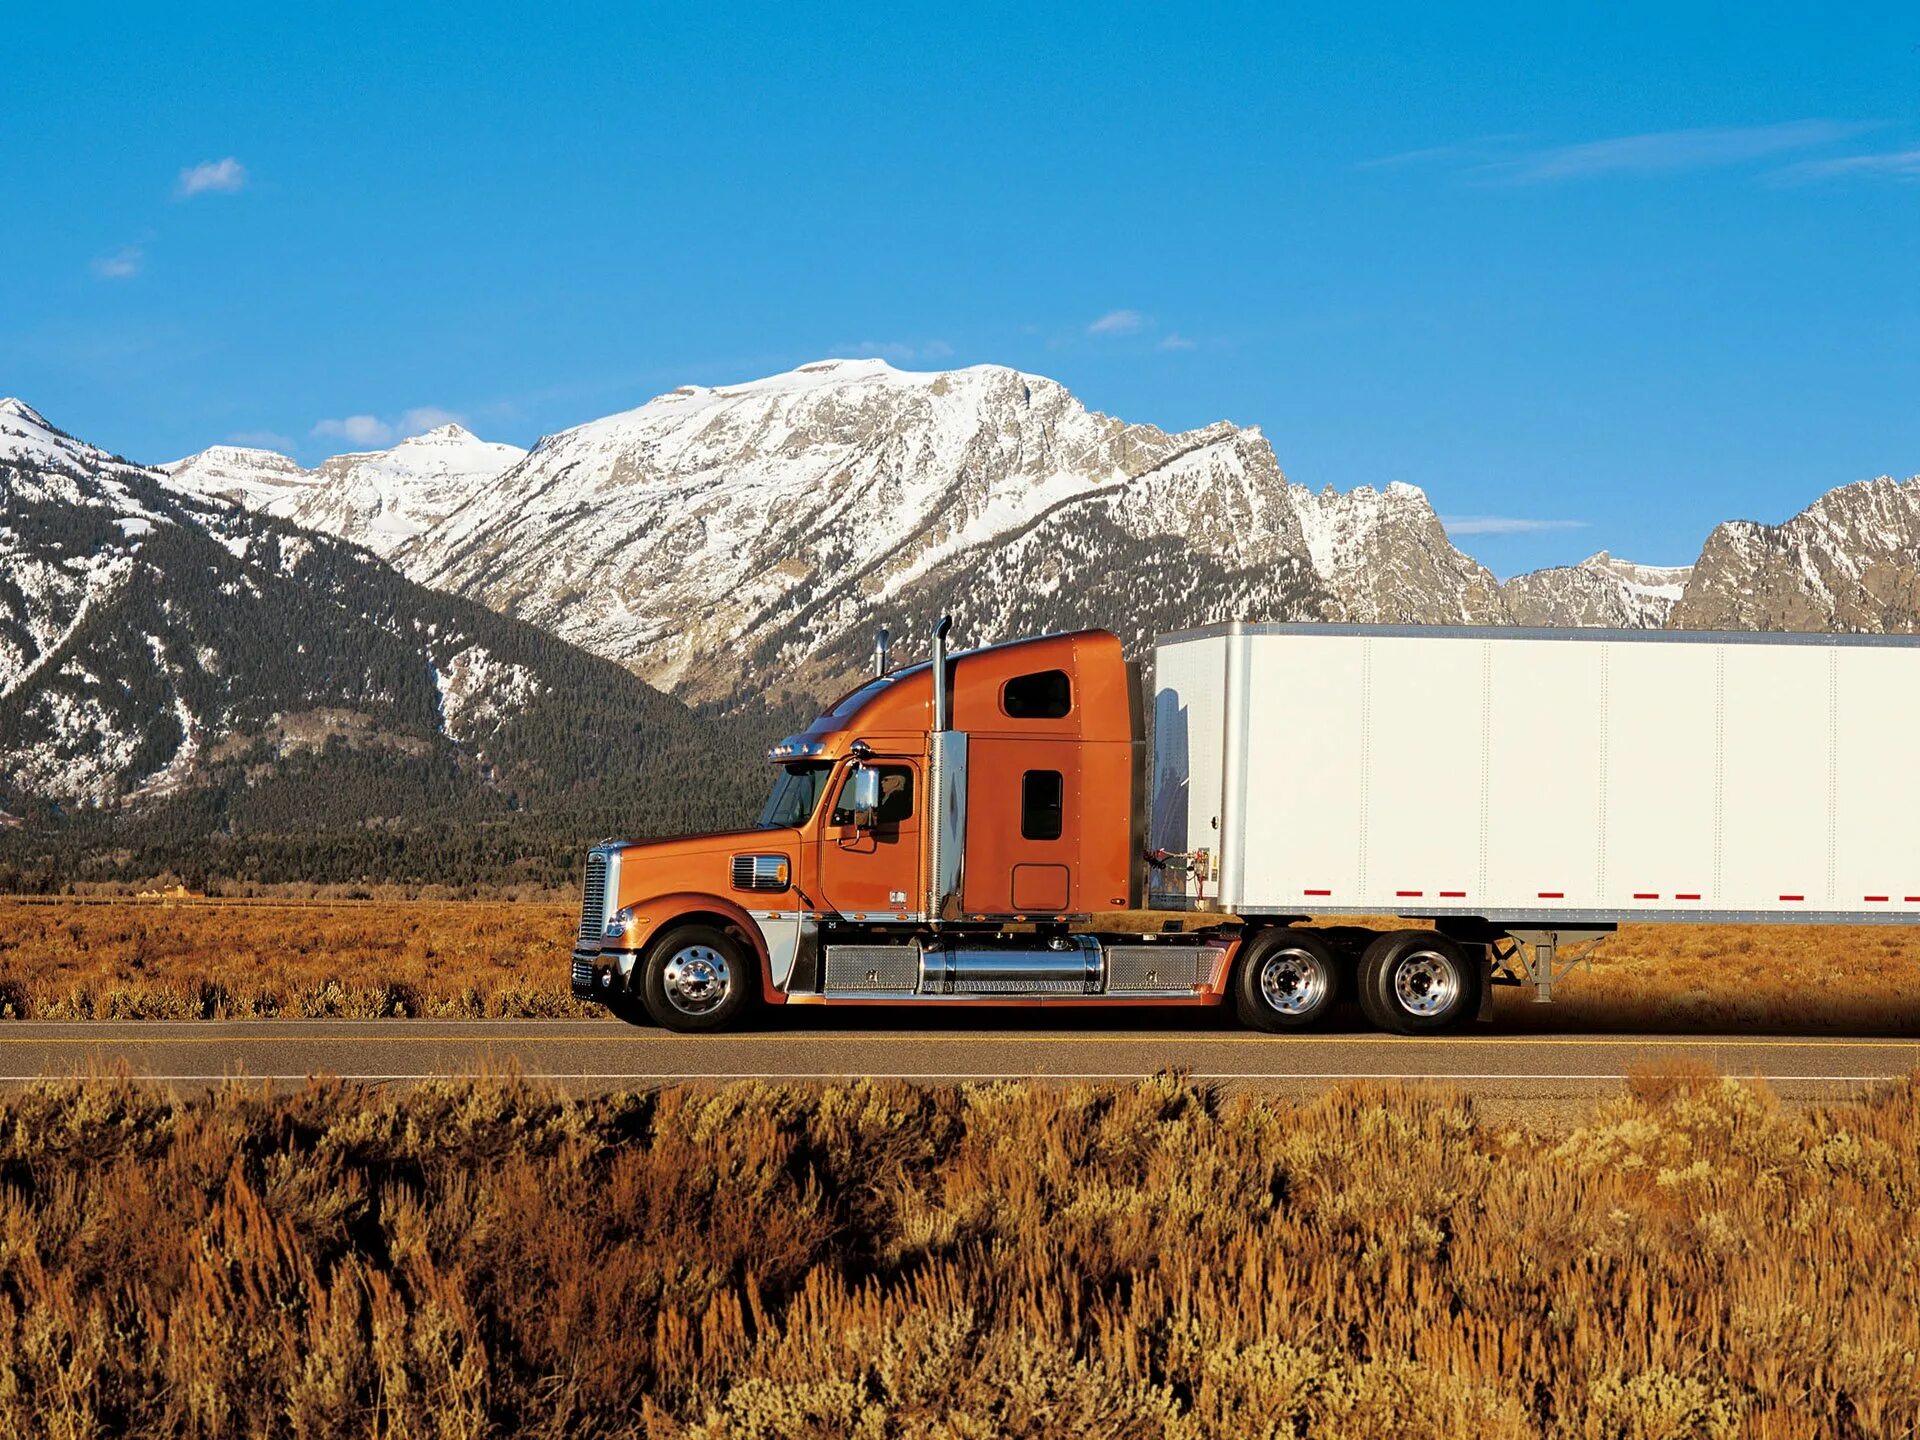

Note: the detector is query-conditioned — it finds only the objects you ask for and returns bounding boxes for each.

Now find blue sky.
[4,2,1916,574]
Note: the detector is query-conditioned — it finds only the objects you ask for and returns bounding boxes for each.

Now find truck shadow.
[750,996,1920,1039]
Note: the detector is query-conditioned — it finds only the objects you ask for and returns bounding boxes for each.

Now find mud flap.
[1475,951,1496,1023]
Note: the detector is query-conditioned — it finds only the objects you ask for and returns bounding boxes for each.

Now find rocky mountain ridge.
[162,424,525,563]
[53,360,1920,717]
[381,358,1578,704]
[0,397,755,881]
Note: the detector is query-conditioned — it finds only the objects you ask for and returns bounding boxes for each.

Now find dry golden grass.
[0,897,583,1018]
[0,1069,1916,1437]
[6,897,1920,1030]
[1500,922,1920,1033]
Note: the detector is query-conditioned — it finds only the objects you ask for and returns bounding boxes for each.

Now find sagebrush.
[0,1070,1915,1437]
[7,897,1920,1030]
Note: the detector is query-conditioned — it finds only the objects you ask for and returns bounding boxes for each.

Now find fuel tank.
[818,937,1220,998]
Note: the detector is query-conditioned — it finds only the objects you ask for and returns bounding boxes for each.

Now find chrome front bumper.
[573,947,639,1003]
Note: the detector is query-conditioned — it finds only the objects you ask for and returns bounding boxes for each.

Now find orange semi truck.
[570,616,1920,1034]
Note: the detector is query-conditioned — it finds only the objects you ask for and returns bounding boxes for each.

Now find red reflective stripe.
[1633,892,1659,900]
[1395,890,1423,897]
[1675,893,1701,900]
[1779,895,1804,902]
[1439,890,1466,898]
[1537,891,1564,899]
[1866,896,1890,903]
[1907,897,1920,904]
[1303,889,1332,897]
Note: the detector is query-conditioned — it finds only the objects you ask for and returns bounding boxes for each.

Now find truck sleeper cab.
[570,621,1259,1033]
[572,616,1920,1035]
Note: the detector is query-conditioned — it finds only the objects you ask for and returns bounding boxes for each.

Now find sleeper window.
[1020,769,1064,840]
[1002,669,1072,719]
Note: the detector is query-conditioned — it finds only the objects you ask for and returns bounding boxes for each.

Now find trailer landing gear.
[1498,929,1614,1003]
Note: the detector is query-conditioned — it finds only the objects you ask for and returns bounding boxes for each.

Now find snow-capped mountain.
[1503,552,1693,628]
[0,400,743,835]
[162,424,525,563]
[405,358,1504,704]
[1290,481,1508,625]
[1671,476,1920,633]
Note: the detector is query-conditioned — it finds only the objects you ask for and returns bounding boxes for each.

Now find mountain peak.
[0,397,52,429]
[1,396,117,473]
[405,422,479,443]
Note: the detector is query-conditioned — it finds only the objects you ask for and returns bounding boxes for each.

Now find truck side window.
[1021,769,1064,840]
[831,766,914,826]
[1002,669,1071,719]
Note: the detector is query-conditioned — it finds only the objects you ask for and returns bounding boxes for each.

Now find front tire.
[1357,930,1479,1034]
[1233,929,1341,1031]
[639,924,755,1033]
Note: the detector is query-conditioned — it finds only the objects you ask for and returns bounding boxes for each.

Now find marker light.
[766,736,830,761]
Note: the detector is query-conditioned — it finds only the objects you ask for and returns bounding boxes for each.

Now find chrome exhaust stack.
[930,614,953,730]
[925,614,965,925]
[872,625,891,677]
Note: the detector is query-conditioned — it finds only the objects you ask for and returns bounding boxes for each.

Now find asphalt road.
[3,1019,1915,1120]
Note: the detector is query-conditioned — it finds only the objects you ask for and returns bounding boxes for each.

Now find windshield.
[758,763,832,828]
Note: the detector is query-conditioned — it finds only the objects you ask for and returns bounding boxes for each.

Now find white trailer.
[1149,623,1920,1024]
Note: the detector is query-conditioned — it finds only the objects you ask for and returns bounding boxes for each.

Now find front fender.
[623,892,785,1004]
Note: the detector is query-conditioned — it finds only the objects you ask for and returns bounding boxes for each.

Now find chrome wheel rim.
[662,944,732,1016]
[1258,947,1330,1016]
[1392,949,1460,1017]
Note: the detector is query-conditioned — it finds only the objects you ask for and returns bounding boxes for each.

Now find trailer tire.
[1233,929,1341,1031]
[638,924,755,1033]
[1357,930,1479,1034]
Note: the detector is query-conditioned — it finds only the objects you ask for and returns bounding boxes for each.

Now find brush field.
[0,1069,1915,1438]
[4,896,1920,1030]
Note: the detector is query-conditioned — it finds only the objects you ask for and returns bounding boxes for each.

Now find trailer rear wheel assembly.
[1358,930,1479,1034]
[1234,929,1340,1030]
[639,924,754,1033]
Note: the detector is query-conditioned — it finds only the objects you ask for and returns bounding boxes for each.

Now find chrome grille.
[824,945,920,993]
[578,852,609,943]
[1104,944,1215,993]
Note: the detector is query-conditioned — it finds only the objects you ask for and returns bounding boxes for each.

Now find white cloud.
[312,415,393,447]
[1159,332,1197,351]
[1369,121,1876,185]
[311,406,468,448]
[1482,121,1872,184]
[91,245,143,280]
[1776,147,1920,183]
[1087,309,1147,336]
[399,406,465,432]
[176,157,248,198]
[1440,515,1589,536]
[835,340,956,363]
[226,429,297,452]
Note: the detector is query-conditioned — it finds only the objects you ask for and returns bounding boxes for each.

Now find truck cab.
[570,622,1234,1031]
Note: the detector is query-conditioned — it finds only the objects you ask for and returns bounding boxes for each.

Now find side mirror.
[846,763,881,829]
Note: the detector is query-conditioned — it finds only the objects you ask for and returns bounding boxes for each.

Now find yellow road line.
[0,1032,1914,1050]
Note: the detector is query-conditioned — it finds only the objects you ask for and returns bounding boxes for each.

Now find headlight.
[603,906,643,942]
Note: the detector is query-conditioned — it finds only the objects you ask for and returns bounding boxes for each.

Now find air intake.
[578,852,609,943]
[730,854,790,892]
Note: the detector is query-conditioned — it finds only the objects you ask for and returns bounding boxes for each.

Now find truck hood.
[613,828,793,863]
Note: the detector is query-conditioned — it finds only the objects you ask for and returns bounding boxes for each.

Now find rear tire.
[639,924,755,1033]
[1357,930,1478,1034]
[1233,929,1341,1031]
